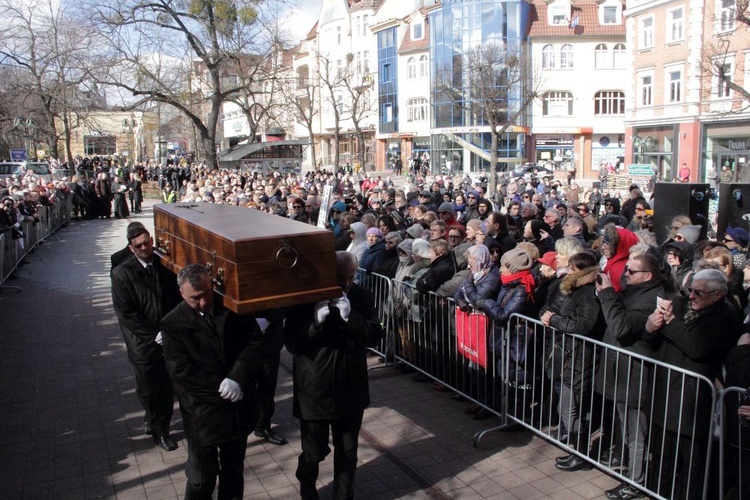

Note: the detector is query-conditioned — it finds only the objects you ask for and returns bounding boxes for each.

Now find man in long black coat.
[111,226,181,450]
[284,251,382,500]
[161,264,266,500]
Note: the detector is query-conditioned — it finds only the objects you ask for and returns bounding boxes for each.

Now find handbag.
[455,306,488,368]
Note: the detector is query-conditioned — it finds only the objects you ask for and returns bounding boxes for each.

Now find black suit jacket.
[161,299,265,446]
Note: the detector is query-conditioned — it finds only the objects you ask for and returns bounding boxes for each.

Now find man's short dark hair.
[489,211,507,231]
[633,253,660,277]
[177,263,211,289]
[127,225,150,244]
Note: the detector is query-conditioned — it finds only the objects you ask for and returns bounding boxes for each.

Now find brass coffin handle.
[275,239,299,269]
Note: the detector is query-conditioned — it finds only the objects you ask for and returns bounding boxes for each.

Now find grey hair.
[521,202,538,215]
[177,263,212,289]
[555,236,585,258]
[692,268,728,294]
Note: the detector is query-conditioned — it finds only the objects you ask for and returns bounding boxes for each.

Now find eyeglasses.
[292,205,304,209]
[623,267,649,275]
[385,240,397,245]
[448,234,462,240]
[687,286,717,298]
[467,196,476,199]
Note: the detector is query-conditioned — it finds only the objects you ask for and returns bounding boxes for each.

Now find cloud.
[283,0,322,41]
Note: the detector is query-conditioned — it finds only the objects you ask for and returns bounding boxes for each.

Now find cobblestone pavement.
[0,200,620,499]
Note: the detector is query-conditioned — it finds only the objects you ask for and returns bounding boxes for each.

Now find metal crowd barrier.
[379,280,739,500]
[356,269,394,364]
[718,386,750,500]
[0,197,73,289]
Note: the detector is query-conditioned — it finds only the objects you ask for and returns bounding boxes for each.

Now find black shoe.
[555,454,592,471]
[450,393,466,401]
[465,404,482,415]
[601,452,622,468]
[254,428,288,446]
[473,408,493,420]
[144,419,153,435]
[605,483,645,499]
[555,453,573,464]
[153,435,178,451]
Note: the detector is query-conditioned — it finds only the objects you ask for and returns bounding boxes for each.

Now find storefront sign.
[536,137,574,146]
[728,139,749,151]
[627,163,655,176]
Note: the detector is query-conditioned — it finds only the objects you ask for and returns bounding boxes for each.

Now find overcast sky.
[285,0,323,42]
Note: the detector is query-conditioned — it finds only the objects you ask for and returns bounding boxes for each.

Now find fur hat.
[438,202,455,215]
[501,248,533,273]
[412,239,431,259]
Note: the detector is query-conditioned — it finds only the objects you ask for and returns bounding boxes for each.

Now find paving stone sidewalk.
[0,200,619,499]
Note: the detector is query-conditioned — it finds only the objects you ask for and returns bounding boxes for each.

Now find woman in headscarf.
[663,239,694,293]
[346,222,368,263]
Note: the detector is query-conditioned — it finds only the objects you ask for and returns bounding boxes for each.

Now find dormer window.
[413,22,424,40]
[599,0,622,25]
[547,0,572,26]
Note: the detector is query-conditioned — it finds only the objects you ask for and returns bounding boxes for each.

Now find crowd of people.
[4,155,750,499]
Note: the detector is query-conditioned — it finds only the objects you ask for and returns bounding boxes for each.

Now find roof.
[527,1,625,38]
[218,139,310,162]
[399,16,429,54]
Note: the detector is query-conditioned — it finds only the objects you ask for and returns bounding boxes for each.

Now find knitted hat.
[331,201,347,212]
[538,251,558,270]
[676,224,702,245]
[412,239,431,259]
[500,248,533,273]
[366,227,382,238]
[529,220,551,241]
[438,202,455,215]
[406,224,424,239]
[726,226,749,247]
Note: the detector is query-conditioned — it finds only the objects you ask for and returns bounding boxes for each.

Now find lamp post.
[122,118,137,168]
[12,116,37,160]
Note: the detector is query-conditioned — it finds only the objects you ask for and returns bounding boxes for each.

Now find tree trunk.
[489,126,499,207]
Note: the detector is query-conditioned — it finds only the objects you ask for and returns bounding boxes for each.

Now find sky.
[285,0,324,42]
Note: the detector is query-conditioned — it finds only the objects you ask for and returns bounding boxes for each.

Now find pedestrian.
[284,251,383,499]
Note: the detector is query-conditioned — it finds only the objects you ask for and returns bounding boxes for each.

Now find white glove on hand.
[314,300,330,326]
[218,378,243,402]
[155,331,163,345]
[333,294,351,322]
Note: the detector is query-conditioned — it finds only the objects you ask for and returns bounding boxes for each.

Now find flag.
[569,15,579,29]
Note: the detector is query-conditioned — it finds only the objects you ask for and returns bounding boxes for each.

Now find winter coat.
[111,255,182,364]
[416,253,456,294]
[161,300,265,446]
[596,277,666,407]
[603,227,640,292]
[373,246,399,279]
[454,266,501,310]
[283,283,383,420]
[360,240,385,273]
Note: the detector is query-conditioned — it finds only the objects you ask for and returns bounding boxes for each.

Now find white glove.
[218,378,243,402]
[332,294,351,322]
[314,300,330,326]
[155,331,163,345]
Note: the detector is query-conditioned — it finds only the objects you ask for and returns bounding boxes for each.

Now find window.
[667,8,684,42]
[718,61,733,98]
[641,17,654,49]
[362,14,369,36]
[613,43,626,68]
[718,0,736,32]
[364,51,370,74]
[413,22,423,40]
[542,91,574,116]
[595,44,609,69]
[336,26,342,44]
[407,57,417,79]
[594,91,625,115]
[602,6,618,24]
[667,69,682,102]
[542,44,556,69]
[640,73,653,106]
[407,98,428,122]
[550,7,568,25]
[383,103,393,123]
[336,94,344,114]
[419,55,428,78]
[560,44,574,69]
[382,63,392,83]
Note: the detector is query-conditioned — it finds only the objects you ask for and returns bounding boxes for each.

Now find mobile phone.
[596,274,603,285]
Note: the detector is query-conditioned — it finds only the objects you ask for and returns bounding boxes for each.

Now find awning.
[218,139,309,162]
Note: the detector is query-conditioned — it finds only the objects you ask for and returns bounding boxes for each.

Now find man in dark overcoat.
[161,264,266,500]
[111,226,181,451]
[284,251,382,500]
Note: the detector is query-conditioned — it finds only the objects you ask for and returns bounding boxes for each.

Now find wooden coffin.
[153,202,340,314]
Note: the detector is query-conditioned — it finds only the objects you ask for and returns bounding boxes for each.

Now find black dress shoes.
[555,453,592,471]
[144,419,153,435]
[153,435,178,451]
[605,482,645,499]
[555,453,573,464]
[255,428,288,446]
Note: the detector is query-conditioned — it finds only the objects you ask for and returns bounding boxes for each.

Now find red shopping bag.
[455,306,488,368]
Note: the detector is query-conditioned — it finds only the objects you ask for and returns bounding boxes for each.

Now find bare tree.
[0,0,95,168]
[84,0,287,168]
[277,65,319,170]
[340,60,376,174]
[464,42,542,197]
[317,54,346,170]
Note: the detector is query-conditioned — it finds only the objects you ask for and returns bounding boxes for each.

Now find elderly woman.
[359,227,385,273]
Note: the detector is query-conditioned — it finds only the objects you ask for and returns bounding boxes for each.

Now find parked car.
[0,161,25,182]
[25,161,52,182]
[510,164,555,179]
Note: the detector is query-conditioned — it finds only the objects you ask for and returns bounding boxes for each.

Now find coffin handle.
[276,239,299,269]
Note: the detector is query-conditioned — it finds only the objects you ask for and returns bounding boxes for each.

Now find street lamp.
[12,117,37,160]
[122,118,137,167]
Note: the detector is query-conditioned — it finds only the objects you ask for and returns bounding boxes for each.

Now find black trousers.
[296,413,363,500]
[185,437,247,500]
[254,344,281,430]
[132,359,174,436]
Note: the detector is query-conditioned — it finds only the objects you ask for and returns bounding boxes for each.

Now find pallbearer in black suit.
[161,264,267,500]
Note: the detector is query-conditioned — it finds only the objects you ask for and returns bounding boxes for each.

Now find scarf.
[501,270,535,302]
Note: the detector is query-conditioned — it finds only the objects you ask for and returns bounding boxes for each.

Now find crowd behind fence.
[0,197,72,289]
[358,270,748,500]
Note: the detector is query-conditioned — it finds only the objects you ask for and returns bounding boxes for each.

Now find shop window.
[594,91,625,115]
[542,91,574,116]
[595,44,609,69]
[667,8,683,43]
[641,17,654,49]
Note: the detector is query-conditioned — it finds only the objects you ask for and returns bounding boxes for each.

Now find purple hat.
[366,227,383,238]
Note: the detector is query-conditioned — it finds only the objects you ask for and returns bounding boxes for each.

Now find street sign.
[9,149,26,161]
[627,164,655,176]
